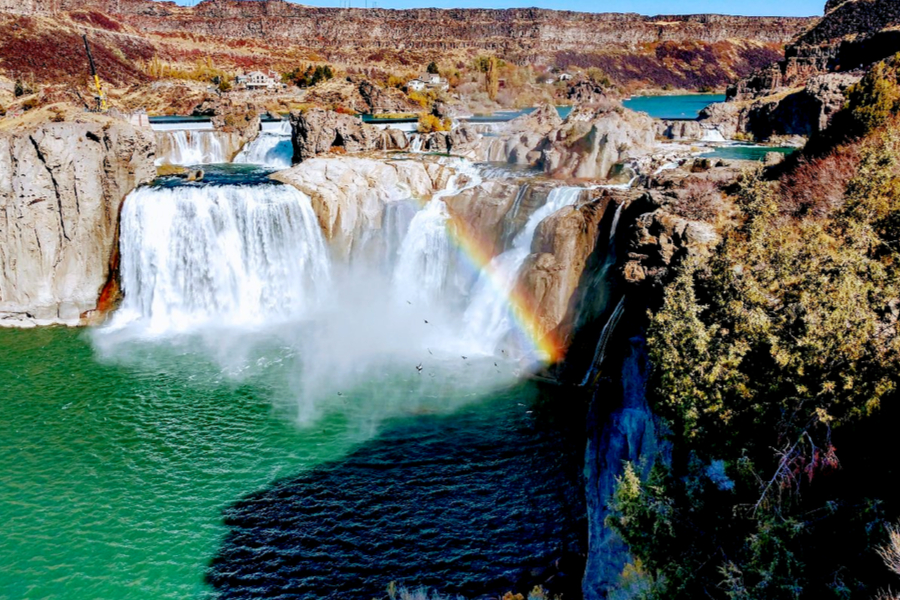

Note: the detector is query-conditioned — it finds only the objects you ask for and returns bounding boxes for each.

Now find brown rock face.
[289,108,381,163]
[0,116,156,326]
[517,198,605,345]
[622,192,720,291]
[1,0,814,92]
[717,0,900,138]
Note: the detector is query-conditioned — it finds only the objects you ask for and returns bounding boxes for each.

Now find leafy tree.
[426,61,439,75]
[611,117,900,600]
[14,79,25,98]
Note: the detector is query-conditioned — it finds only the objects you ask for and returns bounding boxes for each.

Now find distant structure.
[235,70,282,91]
[407,73,448,92]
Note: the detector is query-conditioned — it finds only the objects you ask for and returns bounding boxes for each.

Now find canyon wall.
[705,0,900,139]
[0,117,155,326]
[41,0,815,54]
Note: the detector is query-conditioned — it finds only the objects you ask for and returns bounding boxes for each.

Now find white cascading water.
[580,201,627,386]
[407,134,424,153]
[234,121,293,169]
[112,184,331,333]
[391,160,484,307]
[155,130,227,166]
[701,127,727,143]
[462,186,584,354]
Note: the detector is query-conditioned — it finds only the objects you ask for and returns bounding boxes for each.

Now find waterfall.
[579,202,627,386]
[701,127,727,143]
[234,132,293,169]
[155,130,227,166]
[391,160,484,307]
[580,297,626,386]
[112,183,331,333]
[462,186,584,354]
[406,133,424,153]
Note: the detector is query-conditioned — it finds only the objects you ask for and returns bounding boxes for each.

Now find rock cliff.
[706,0,900,138]
[0,116,156,326]
[0,0,815,93]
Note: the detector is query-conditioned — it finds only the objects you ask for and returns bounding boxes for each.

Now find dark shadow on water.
[206,381,587,600]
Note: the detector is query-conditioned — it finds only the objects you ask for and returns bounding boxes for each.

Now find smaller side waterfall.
[391,161,485,306]
[406,133,424,153]
[579,202,627,386]
[462,186,584,354]
[234,134,293,169]
[155,130,227,166]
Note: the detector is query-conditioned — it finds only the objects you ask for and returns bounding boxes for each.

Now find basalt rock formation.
[304,77,419,115]
[0,115,156,326]
[289,108,382,164]
[0,0,815,93]
[704,0,900,139]
[271,156,453,257]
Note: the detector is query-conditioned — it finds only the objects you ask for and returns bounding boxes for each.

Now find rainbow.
[440,210,565,364]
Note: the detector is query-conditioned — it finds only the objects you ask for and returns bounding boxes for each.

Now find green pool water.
[0,327,580,600]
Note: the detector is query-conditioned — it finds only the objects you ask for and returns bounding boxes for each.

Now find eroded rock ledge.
[0,117,156,326]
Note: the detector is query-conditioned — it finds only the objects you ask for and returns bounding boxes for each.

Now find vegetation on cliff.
[609,59,900,600]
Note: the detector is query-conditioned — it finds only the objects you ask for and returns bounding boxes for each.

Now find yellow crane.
[82,34,108,112]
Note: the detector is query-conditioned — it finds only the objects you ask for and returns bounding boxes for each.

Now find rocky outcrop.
[621,192,721,292]
[0,117,156,326]
[540,107,656,180]
[480,104,563,164]
[713,0,900,138]
[518,198,606,343]
[421,125,481,156]
[211,100,261,160]
[271,156,453,257]
[289,108,383,163]
[702,71,861,139]
[443,180,524,256]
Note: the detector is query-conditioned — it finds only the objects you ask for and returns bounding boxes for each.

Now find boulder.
[0,118,156,326]
[289,108,381,163]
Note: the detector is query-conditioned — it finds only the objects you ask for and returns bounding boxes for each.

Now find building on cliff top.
[236,70,282,91]
[407,73,449,93]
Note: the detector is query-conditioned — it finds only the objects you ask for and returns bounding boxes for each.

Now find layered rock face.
[703,71,860,139]
[0,118,156,326]
[1,0,814,92]
[707,0,900,138]
[46,0,813,53]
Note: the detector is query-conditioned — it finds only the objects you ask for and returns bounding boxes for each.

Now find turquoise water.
[623,94,726,119]
[701,145,798,162]
[0,327,583,600]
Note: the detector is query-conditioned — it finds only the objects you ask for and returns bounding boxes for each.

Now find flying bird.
[461,356,467,360]
[424,319,429,324]
[416,363,423,373]
[428,348,433,355]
